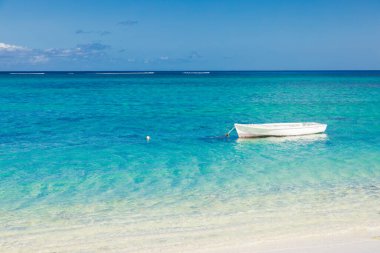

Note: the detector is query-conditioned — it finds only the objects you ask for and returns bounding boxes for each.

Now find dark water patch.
[198,135,236,143]
[56,117,85,122]
[329,116,349,121]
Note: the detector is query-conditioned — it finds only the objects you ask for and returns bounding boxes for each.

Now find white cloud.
[0,42,27,52]
[0,42,111,67]
[30,55,49,64]
[44,43,110,58]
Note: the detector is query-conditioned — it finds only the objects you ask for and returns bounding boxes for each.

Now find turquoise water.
[0,71,380,251]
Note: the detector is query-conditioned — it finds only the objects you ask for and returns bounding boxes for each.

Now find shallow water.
[0,71,380,252]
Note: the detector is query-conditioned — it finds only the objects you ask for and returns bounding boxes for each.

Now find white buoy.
[146,135,151,141]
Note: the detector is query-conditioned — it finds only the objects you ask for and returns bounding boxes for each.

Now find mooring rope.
[225,126,235,137]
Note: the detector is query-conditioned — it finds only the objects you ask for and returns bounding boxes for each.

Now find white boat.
[234,122,327,138]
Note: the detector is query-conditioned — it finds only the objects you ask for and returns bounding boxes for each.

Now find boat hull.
[235,122,327,138]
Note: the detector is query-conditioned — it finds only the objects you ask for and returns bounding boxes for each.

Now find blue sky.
[1,0,380,70]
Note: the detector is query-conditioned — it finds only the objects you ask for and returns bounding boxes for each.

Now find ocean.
[0,71,379,252]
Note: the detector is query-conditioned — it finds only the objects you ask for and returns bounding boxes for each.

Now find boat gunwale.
[234,122,326,130]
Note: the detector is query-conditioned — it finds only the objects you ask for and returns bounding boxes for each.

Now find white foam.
[183,72,210,74]
[10,72,45,75]
[95,72,155,75]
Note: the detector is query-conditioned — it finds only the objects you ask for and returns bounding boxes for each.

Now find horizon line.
[1,70,380,73]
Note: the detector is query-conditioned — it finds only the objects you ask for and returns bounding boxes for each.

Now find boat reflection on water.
[236,133,328,144]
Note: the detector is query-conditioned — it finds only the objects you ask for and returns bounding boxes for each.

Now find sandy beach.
[201,233,380,253]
